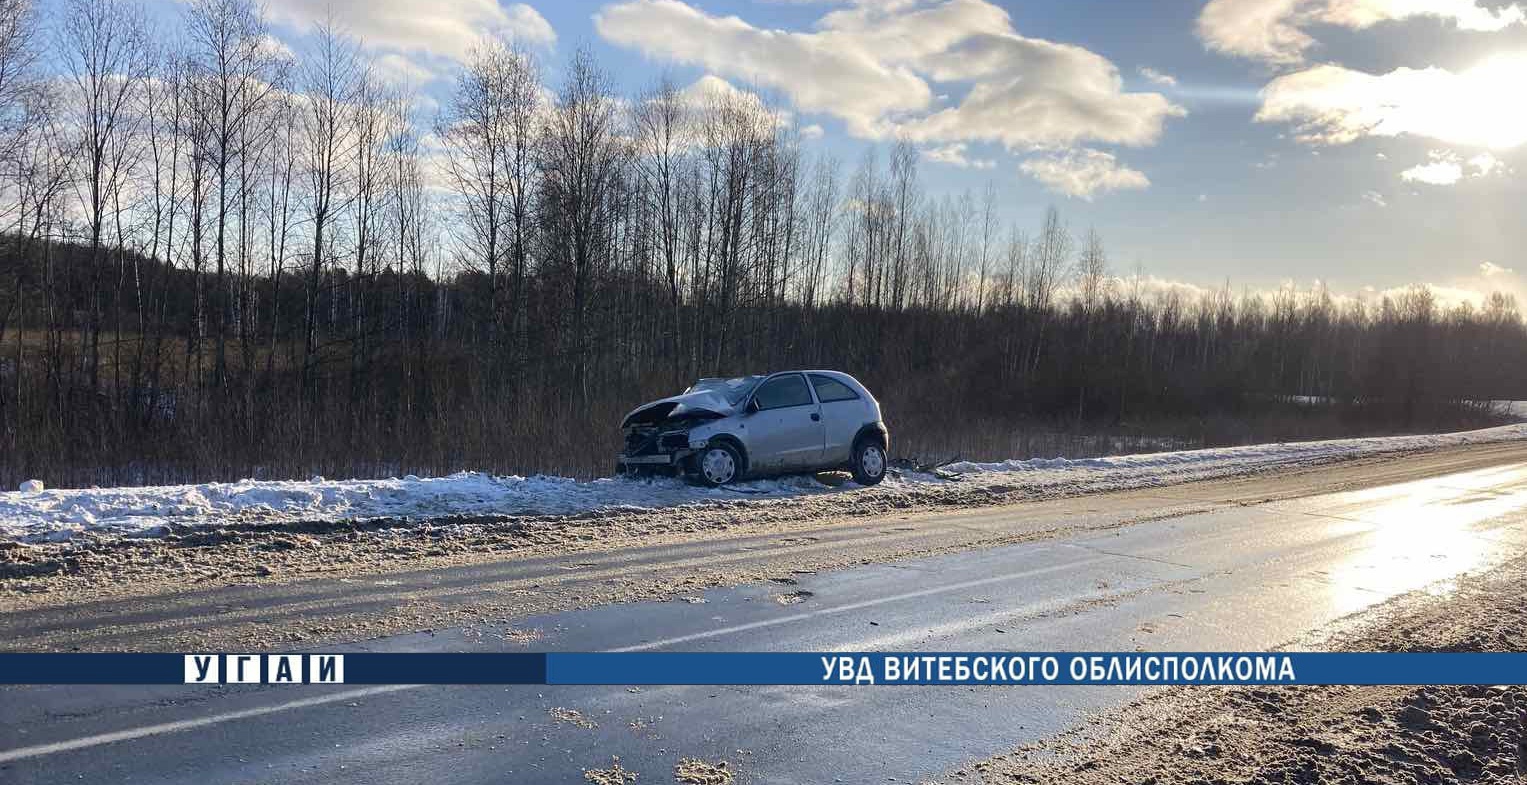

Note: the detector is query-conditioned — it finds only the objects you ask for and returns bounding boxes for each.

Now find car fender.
[854,421,888,451]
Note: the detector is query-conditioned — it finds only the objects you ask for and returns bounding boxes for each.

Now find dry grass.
[674,757,733,785]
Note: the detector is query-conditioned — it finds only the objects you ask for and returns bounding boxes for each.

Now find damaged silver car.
[618,370,889,488]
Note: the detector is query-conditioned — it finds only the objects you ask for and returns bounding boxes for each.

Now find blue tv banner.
[1,652,1524,686]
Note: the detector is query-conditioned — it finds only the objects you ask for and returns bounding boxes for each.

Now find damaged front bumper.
[618,428,701,472]
[618,396,729,475]
[617,451,691,467]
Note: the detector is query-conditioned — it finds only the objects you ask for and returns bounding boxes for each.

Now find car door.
[746,373,825,471]
[809,373,865,465]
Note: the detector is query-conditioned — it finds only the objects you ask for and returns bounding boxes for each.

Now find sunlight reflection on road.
[1319,466,1527,616]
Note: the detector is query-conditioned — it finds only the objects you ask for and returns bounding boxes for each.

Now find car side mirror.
[745,398,760,415]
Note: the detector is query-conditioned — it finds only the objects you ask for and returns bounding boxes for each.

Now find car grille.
[625,429,658,455]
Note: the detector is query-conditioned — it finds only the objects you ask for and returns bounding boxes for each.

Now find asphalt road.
[4,448,1527,783]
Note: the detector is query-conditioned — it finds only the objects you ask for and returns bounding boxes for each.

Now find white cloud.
[922,143,995,169]
[1321,0,1525,32]
[800,123,825,140]
[896,33,1186,149]
[1019,148,1149,199]
[1362,189,1388,206]
[1468,151,1503,176]
[264,0,554,69]
[680,75,790,128]
[258,34,297,64]
[372,52,435,87]
[1197,0,1311,67]
[595,0,1182,150]
[1052,271,1522,312]
[1257,55,1527,149]
[1399,149,1508,184]
[595,0,930,138]
[1401,156,1463,185]
[1138,66,1178,87]
[1423,260,1527,307]
[1198,0,1526,66]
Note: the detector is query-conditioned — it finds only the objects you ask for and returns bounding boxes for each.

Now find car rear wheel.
[696,443,742,487]
[851,438,886,486]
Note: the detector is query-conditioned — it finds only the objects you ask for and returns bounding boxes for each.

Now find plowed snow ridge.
[4,424,1526,541]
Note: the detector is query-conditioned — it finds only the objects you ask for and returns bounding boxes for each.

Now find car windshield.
[684,375,765,406]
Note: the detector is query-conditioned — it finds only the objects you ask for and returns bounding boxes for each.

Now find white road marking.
[0,685,417,764]
[0,553,1113,762]
[610,554,1107,652]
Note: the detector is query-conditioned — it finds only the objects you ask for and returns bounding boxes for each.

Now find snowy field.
[4,423,1527,542]
[1490,400,1527,420]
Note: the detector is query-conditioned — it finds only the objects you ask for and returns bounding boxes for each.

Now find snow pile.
[3,423,1525,542]
[1492,400,1527,421]
[941,424,1527,475]
[0,470,837,542]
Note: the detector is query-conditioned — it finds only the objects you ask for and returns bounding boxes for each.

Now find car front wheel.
[696,443,742,487]
[851,438,886,486]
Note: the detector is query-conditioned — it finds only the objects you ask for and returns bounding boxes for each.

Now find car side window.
[753,374,813,410]
[809,374,859,403]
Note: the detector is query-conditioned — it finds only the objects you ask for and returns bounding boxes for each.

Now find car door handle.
[810,413,820,421]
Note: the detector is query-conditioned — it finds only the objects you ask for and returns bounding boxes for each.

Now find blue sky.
[108,0,1527,303]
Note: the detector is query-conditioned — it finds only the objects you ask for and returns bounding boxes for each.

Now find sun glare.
[1458,53,1527,149]
[1320,468,1527,616]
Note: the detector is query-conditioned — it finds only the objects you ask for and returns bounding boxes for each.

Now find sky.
[114,0,1527,305]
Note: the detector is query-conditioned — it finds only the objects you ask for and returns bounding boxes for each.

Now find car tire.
[850,437,887,486]
[695,443,743,487]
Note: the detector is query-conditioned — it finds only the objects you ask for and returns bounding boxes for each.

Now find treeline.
[0,0,1523,487]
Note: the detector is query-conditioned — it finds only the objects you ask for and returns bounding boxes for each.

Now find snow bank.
[941,424,1527,475]
[1492,400,1527,421]
[0,470,838,542]
[3,423,1525,542]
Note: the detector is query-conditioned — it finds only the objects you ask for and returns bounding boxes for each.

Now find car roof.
[698,370,866,388]
[772,370,866,386]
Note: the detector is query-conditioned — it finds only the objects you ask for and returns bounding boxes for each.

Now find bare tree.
[541,47,624,400]
[887,139,918,311]
[261,85,299,380]
[0,0,38,149]
[58,0,153,389]
[1026,206,1070,377]
[1,86,70,453]
[297,20,360,406]
[185,0,282,395]
[632,75,690,384]
[436,38,542,388]
[1077,227,1108,315]
[799,152,838,310]
[350,65,390,408]
[975,182,996,314]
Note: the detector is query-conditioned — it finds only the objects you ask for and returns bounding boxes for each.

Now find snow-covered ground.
[4,423,1527,542]
[1488,400,1527,420]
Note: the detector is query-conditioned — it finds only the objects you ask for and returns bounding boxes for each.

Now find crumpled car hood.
[621,390,736,428]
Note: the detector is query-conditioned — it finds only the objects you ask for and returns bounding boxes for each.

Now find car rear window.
[810,374,859,403]
[754,374,813,410]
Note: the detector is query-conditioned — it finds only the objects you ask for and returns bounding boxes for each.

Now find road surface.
[3,444,1527,783]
